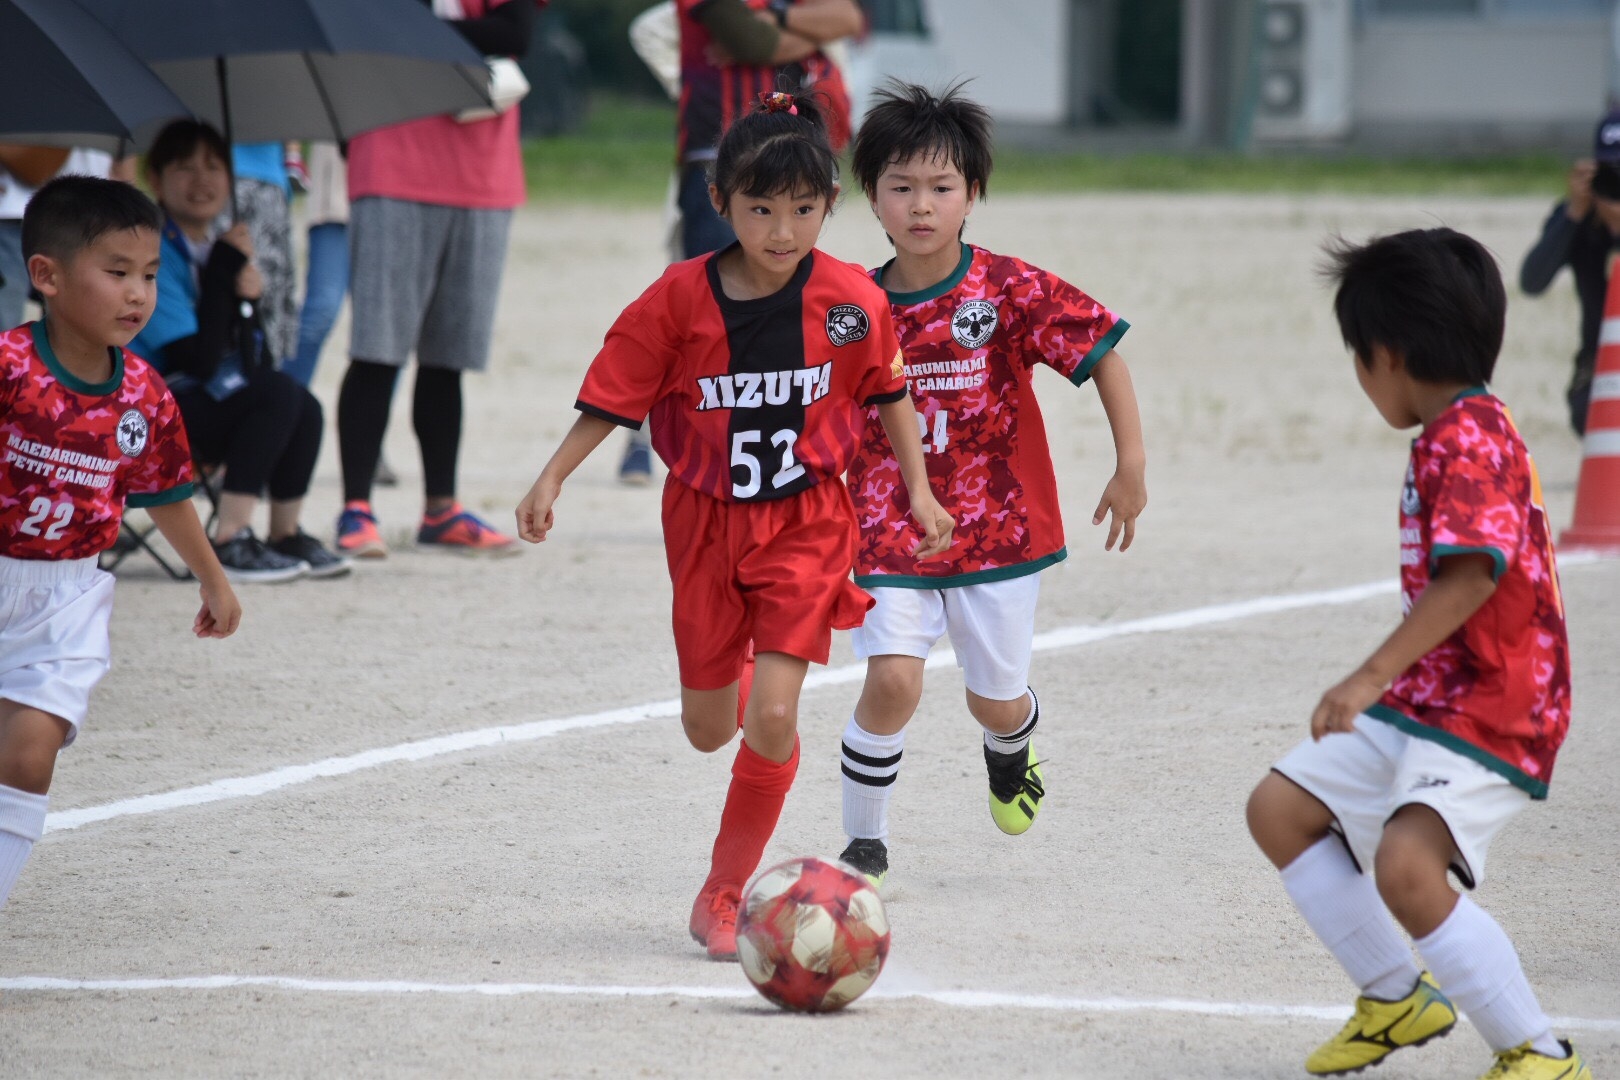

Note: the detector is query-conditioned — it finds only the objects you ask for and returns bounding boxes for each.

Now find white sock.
[1280,836,1422,1001]
[983,687,1038,756]
[841,716,904,842]
[1415,894,1561,1056]
[0,784,49,909]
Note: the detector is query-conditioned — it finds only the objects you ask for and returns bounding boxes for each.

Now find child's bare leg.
[842,656,925,849]
[1249,772,1422,1002]
[680,684,740,753]
[740,652,808,763]
[965,687,1031,736]
[1384,805,1564,1059]
[1247,771,1336,868]
[0,701,70,908]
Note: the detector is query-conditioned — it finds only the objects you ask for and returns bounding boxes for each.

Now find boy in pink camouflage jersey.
[835,82,1146,887]
[1246,229,1588,1080]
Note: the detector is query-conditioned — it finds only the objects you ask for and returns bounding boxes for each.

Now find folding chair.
[99,461,222,579]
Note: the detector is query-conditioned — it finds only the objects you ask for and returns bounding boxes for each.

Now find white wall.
[846,0,1070,126]
[1351,17,1608,128]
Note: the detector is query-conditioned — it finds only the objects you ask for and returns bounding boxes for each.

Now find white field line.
[2,975,1618,1033]
[44,556,1605,837]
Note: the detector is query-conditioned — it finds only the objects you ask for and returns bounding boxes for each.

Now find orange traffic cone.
[1562,266,1620,551]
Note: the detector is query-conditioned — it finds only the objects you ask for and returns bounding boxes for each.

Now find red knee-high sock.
[703,736,799,894]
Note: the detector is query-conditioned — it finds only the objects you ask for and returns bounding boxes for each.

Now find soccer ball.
[736,856,891,1013]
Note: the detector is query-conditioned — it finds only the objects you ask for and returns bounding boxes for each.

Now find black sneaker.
[270,529,352,579]
[213,527,308,583]
[838,837,888,891]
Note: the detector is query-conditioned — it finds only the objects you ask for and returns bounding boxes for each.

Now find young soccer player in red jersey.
[834,83,1146,887]
[0,177,241,911]
[1247,229,1588,1080]
[515,91,953,960]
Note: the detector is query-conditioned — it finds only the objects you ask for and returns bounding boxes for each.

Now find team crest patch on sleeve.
[890,349,905,380]
[951,299,999,349]
[826,304,870,346]
[116,409,149,457]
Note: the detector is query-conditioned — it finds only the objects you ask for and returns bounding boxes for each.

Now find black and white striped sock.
[840,715,904,841]
[983,687,1039,757]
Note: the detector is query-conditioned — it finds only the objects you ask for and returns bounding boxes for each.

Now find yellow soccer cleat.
[838,837,889,892]
[1306,971,1457,1075]
[1479,1040,1593,1080]
[985,742,1044,836]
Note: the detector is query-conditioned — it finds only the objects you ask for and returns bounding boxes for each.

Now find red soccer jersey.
[577,249,906,503]
[847,244,1128,586]
[0,323,194,560]
[676,0,853,160]
[1366,391,1571,799]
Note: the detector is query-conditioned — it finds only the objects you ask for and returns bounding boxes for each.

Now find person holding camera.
[1521,110,1620,436]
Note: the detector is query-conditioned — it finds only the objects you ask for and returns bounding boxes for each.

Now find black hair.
[851,80,993,200]
[145,119,232,181]
[1322,227,1505,386]
[711,90,838,213]
[21,175,161,263]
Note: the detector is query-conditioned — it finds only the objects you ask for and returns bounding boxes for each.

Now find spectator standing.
[332,0,537,558]
[283,142,349,388]
[218,142,298,364]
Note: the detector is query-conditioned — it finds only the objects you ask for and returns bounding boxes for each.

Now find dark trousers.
[175,369,323,502]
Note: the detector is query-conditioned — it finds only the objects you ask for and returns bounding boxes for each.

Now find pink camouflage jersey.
[1365,390,1571,799]
[847,244,1127,587]
[0,323,193,561]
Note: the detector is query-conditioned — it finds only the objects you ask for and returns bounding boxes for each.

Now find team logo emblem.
[826,304,869,346]
[116,409,149,457]
[951,299,999,349]
[890,349,905,380]
[1400,463,1420,516]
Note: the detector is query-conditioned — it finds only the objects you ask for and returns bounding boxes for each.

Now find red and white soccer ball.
[736,856,891,1013]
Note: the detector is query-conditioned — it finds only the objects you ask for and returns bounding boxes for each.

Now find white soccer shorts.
[851,573,1042,701]
[0,554,115,745]
[1273,715,1530,889]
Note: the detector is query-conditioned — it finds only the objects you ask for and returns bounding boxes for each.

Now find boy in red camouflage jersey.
[515,93,951,961]
[835,83,1146,887]
[0,178,240,912]
[1246,229,1588,1080]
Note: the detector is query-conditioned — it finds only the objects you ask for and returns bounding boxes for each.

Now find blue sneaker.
[417,503,518,556]
[618,438,653,486]
[336,500,387,559]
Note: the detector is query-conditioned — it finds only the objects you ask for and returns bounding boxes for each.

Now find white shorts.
[0,555,115,746]
[851,574,1041,700]
[1274,715,1530,888]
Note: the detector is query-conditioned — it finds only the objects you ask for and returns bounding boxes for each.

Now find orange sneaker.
[335,501,387,558]
[688,883,740,961]
[416,503,517,556]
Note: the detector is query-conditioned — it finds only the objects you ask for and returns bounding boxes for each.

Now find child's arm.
[515,414,619,543]
[144,501,242,639]
[1089,351,1147,551]
[1311,553,1498,741]
[874,397,954,559]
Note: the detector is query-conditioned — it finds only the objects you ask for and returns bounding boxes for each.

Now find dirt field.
[2,192,1616,1079]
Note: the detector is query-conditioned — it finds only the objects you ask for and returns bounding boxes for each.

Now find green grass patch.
[523,95,1568,205]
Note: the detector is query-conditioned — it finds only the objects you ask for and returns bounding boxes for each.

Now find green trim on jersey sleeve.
[1068,319,1130,387]
[127,482,195,508]
[1430,542,1508,582]
[878,243,974,305]
[855,548,1066,590]
[1364,703,1548,799]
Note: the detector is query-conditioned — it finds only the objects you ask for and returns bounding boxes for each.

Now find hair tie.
[759,91,798,116]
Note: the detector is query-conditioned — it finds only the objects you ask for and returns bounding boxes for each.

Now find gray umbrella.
[0,0,190,151]
[75,0,493,145]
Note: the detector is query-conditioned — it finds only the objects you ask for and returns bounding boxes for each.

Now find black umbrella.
[0,0,190,151]
[75,0,493,147]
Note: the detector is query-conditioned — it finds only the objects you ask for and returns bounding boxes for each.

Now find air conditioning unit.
[1251,0,1353,142]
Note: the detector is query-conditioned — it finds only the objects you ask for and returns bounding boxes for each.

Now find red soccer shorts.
[662,477,874,691]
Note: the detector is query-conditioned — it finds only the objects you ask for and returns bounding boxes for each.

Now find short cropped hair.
[712,89,838,212]
[145,119,231,181]
[851,80,993,200]
[1323,228,1505,386]
[21,175,161,264]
